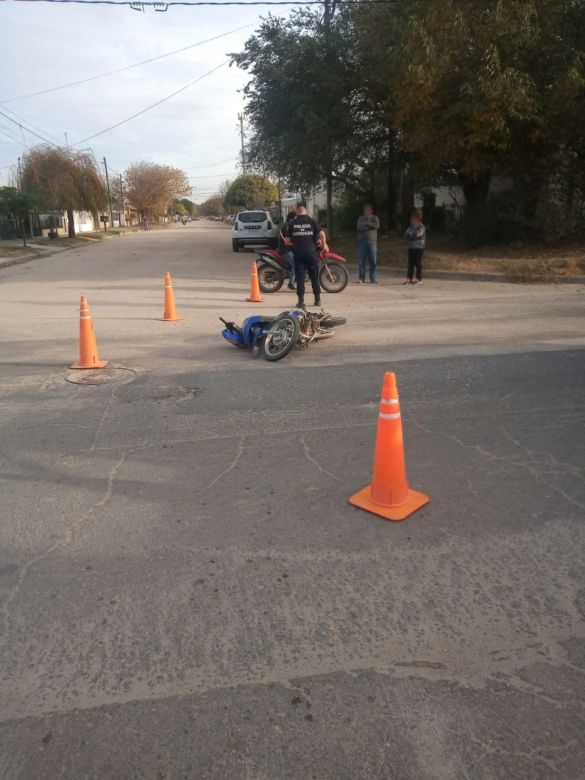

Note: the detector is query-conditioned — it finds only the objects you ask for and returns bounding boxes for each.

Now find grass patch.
[0,245,38,258]
[331,233,585,282]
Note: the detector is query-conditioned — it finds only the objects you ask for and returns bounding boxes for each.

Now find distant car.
[231,210,277,252]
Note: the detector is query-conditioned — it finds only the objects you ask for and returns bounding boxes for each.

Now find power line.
[0,127,27,147]
[71,60,228,145]
[0,23,256,104]
[188,172,237,178]
[12,0,404,5]
[0,105,64,146]
[184,156,238,171]
[0,109,60,147]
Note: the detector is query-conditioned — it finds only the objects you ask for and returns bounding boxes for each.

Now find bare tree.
[124,162,191,219]
[21,146,106,238]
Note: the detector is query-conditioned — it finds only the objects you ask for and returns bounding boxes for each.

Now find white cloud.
[0,2,274,190]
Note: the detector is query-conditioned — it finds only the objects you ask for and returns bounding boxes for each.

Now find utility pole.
[64,132,69,149]
[119,173,125,226]
[238,112,246,174]
[323,0,336,237]
[102,156,114,229]
[323,0,336,28]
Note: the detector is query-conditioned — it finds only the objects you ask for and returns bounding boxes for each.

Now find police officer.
[283,202,328,309]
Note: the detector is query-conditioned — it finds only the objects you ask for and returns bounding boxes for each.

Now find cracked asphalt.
[1,221,584,779]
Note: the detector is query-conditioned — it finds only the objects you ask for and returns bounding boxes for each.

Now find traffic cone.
[160,272,180,321]
[70,295,108,370]
[349,372,429,521]
[246,261,263,303]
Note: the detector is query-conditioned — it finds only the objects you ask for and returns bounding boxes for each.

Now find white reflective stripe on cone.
[379,412,401,420]
[380,398,399,406]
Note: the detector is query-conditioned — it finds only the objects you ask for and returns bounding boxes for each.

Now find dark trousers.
[407,248,424,281]
[294,250,320,301]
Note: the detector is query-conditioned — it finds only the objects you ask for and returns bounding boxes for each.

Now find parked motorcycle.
[220,309,347,362]
[256,249,349,294]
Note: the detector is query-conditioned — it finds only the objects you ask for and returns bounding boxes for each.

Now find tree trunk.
[21,217,27,248]
[460,173,491,247]
[386,164,398,234]
[67,208,76,239]
[326,172,334,241]
[385,130,398,233]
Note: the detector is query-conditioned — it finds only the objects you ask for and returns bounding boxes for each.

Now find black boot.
[296,299,306,310]
[313,296,321,307]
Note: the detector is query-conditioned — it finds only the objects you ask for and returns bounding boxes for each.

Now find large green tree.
[354,0,585,242]
[232,11,360,235]
[224,174,278,208]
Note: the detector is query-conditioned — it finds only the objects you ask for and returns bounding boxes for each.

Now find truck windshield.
[238,212,266,223]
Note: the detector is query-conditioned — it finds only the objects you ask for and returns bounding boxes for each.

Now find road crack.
[1,451,126,633]
[300,433,341,481]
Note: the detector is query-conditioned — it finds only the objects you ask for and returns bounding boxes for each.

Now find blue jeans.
[283,250,295,284]
[358,241,377,282]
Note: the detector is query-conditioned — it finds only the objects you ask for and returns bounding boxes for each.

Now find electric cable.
[71,60,228,145]
[0,22,256,103]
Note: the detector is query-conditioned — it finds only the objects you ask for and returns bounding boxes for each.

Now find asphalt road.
[1,222,584,779]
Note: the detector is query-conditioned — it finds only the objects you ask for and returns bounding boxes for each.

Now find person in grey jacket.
[356,203,380,284]
[404,210,426,285]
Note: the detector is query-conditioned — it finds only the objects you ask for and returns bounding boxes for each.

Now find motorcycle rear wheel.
[319,261,349,293]
[261,314,300,361]
[258,262,285,293]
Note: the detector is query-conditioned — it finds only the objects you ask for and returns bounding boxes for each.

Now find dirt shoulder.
[332,234,585,283]
[0,224,171,267]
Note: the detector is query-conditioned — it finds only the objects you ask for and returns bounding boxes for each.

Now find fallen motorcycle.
[256,249,349,294]
[220,309,347,362]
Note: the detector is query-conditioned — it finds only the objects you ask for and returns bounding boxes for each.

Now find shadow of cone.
[247,261,264,303]
[70,295,108,369]
[349,372,429,521]
[160,272,180,321]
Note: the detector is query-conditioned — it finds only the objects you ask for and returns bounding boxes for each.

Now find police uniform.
[283,214,321,305]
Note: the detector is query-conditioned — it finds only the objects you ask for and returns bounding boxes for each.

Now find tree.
[198,196,227,217]
[173,200,188,216]
[232,11,359,236]
[224,174,278,208]
[178,198,196,216]
[21,146,106,238]
[124,162,191,218]
[0,186,40,247]
[355,0,585,243]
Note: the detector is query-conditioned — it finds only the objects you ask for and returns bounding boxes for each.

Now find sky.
[0,0,277,202]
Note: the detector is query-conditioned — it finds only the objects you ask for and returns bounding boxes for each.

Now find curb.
[345,263,585,285]
[412,269,584,284]
[0,248,66,270]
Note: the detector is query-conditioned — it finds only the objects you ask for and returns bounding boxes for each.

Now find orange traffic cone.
[246,261,263,303]
[70,295,108,370]
[349,372,429,521]
[160,272,180,321]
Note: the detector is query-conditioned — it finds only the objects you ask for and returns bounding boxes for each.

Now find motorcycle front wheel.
[319,261,349,293]
[257,262,285,293]
[261,314,300,361]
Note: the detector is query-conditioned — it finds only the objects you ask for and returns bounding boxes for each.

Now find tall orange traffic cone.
[349,372,429,521]
[70,295,108,369]
[246,261,263,303]
[160,272,180,321]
